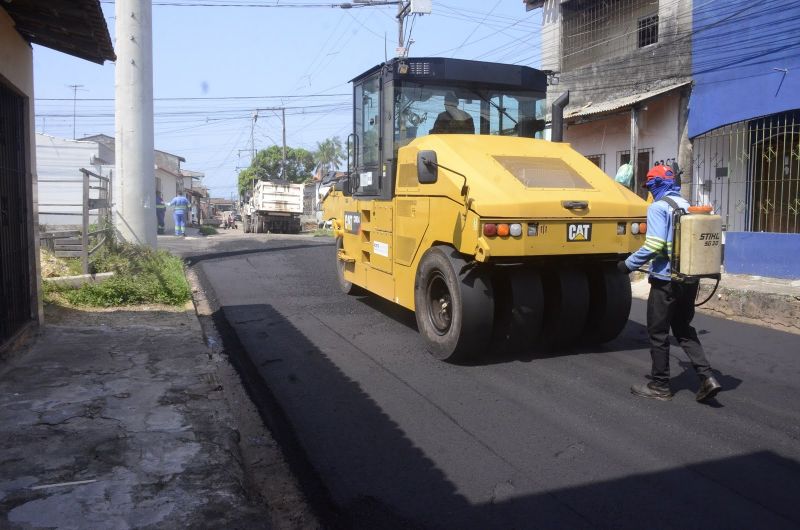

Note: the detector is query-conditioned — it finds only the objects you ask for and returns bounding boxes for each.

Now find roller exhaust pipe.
[551,91,569,143]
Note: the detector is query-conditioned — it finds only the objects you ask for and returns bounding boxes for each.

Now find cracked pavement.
[0,306,270,529]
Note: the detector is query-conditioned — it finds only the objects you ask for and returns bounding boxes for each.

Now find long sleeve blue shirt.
[168,196,190,211]
[624,192,688,281]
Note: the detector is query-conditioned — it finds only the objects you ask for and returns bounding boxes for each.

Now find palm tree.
[314,137,344,174]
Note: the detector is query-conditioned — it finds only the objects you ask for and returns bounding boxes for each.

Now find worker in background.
[431,92,474,134]
[167,194,191,237]
[617,164,722,403]
[155,192,166,235]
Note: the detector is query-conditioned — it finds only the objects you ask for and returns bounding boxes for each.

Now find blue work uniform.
[168,195,191,236]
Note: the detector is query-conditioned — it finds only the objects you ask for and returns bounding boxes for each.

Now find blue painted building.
[689,0,800,279]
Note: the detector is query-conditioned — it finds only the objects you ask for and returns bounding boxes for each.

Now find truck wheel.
[243,215,250,233]
[493,267,544,353]
[254,215,263,233]
[414,246,493,363]
[336,236,361,295]
[540,267,590,350]
[582,264,632,344]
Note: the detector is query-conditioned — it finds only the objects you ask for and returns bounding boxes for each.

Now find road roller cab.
[323,57,649,362]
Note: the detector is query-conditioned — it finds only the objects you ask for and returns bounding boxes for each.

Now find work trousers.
[173,210,186,235]
[647,278,712,385]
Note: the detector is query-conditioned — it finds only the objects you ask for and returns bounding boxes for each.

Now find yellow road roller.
[322,57,648,362]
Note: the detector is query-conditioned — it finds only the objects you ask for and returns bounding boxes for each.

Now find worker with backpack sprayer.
[618,163,723,403]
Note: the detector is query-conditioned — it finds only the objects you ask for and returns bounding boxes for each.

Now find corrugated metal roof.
[565,82,692,120]
[3,0,114,64]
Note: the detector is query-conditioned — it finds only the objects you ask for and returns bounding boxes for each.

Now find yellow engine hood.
[399,135,647,219]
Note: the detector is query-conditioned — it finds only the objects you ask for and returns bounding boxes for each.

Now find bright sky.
[33,1,541,198]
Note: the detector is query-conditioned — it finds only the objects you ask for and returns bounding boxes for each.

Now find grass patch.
[313,228,333,237]
[40,249,83,277]
[46,243,191,307]
[199,225,218,236]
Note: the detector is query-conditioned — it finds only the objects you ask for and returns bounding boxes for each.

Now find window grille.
[638,14,659,47]
[692,112,800,233]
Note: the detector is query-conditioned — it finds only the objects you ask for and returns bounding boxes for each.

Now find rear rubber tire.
[540,267,590,350]
[583,264,632,344]
[414,246,493,363]
[492,267,544,352]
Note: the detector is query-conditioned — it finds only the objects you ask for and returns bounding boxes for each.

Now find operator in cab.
[617,164,722,403]
[431,92,474,134]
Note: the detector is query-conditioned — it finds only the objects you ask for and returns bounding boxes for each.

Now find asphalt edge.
[186,264,343,529]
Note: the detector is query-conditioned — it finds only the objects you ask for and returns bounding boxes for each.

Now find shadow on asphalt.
[205,299,800,528]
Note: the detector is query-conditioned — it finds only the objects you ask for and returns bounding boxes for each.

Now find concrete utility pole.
[114,0,156,247]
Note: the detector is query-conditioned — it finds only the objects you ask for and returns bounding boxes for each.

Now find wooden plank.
[54,251,85,258]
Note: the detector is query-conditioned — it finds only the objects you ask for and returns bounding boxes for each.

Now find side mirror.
[417,150,438,184]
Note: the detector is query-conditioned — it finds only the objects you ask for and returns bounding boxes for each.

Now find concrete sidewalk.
[0,305,272,529]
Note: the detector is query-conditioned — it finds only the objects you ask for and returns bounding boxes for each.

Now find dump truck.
[243,180,304,234]
[322,57,648,362]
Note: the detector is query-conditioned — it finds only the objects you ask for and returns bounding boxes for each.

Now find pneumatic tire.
[414,246,493,363]
[582,264,632,344]
[335,236,362,295]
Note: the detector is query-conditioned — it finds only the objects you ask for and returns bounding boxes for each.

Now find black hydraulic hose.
[633,267,721,307]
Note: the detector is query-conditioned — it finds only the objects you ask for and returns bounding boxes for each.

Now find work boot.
[631,381,673,401]
[696,375,721,402]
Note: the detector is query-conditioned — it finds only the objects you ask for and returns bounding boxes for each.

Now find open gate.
[0,80,32,346]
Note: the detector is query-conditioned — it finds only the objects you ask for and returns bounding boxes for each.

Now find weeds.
[199,225,218,236]
[46,242,191,307]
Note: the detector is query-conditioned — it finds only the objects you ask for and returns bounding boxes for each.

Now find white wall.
[36,134,110,228]
[564,92,681,176]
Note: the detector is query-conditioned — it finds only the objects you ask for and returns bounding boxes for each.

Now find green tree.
[238,145,315,196]
[314,136,345,173]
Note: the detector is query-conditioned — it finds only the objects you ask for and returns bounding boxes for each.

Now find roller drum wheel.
[492,267,544,352]
[540,267,590,350]
[414,246,493,363]
[583,264,632,344]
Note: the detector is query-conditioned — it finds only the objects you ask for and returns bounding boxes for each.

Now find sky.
[32,0,542,198]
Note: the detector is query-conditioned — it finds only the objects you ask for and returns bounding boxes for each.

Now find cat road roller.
[322,57,648,362]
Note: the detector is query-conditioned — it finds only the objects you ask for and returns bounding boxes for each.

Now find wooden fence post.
[81,170,90,275]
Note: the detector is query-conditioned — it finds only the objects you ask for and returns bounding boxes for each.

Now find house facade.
[526,0,800,278]
[0,1,114,351]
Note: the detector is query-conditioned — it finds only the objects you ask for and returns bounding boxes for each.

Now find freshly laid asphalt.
[188,233,800,530]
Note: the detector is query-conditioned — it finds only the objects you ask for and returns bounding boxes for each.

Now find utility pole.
[281,107,287,180]
[343,1,430,57]
[114,0,156,247]
[250,111,258,162]
[68,84,85,139]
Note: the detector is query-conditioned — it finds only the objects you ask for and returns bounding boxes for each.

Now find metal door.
[0,81,32,345]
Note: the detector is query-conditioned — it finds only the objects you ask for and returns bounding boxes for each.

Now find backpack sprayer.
[637,163,723,307]
[663,196,722,306]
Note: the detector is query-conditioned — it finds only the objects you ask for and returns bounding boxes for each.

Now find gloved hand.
[616,261,631,274]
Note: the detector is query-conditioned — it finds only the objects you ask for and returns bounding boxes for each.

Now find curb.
[43,272,114,289]
[632,278,800,335]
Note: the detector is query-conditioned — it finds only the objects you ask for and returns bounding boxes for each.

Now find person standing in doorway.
[617,164,722,403]
[167,194,190,237]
